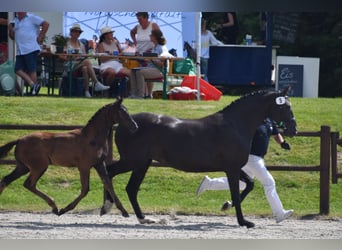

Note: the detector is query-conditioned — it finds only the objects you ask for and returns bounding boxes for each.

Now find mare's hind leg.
[126,166,154,224]
[0,162,29,194]
[93,162,129,217]
[227,172,255,228]
[58,167,90,215]
[23,166,59,215]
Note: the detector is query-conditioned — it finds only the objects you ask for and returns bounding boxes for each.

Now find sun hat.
[70,23,83,33]
[100,26,114,36]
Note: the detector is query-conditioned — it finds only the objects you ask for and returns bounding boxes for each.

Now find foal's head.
[112,98,138,133]
[267,86,297,137]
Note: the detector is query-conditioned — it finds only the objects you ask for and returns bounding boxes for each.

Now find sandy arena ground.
[0,211,341,239]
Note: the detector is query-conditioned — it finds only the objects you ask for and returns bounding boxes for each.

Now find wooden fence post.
[320,125,330,215]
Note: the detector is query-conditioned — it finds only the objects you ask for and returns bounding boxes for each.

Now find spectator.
[197,118,294,223]
[130,12,160,54]
[200,18,223,82]
[215,12,239,44]
[8,12,49,95]
[97,26,130,87]
[61,23,109,98]
[0,13,8,65]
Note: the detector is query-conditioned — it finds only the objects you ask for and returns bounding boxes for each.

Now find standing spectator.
[129,12,161,98]
[200,18,223,82]
[215,12,239,44]
[130,12,160,54]
[197,118,294,223]
[0,12,8,65]
[130,29,170,99]
[8,12,49,95]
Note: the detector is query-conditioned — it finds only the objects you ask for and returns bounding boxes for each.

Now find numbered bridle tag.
[275,96,286,105]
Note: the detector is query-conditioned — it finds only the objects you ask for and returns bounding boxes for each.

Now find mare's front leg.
[126,166,155,224]
[238,170,254,203]
[94,162,129,217]
[227,172,255,228]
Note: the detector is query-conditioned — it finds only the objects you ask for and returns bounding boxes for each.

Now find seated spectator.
[60,23,109,98]
[97,26,130,86]
[130,29,171,99]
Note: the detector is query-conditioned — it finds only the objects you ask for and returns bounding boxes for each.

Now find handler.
[197,118,294,223]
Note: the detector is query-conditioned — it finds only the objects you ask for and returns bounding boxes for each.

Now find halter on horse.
[0,99,137,216]
[102,87,296,228]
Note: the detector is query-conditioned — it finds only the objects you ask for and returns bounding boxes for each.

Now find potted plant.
[52,33,68,53]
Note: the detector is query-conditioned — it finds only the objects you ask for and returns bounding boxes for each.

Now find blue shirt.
[250,118,279,158]
[13,13,44,55]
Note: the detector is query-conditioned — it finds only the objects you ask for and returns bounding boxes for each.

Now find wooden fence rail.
[0,124,340,215]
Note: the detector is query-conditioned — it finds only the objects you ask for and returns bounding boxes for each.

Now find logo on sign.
[279,67,296,83]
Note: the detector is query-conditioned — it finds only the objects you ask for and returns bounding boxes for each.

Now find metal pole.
[195,12,202,100]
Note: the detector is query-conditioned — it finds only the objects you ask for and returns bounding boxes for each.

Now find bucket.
[181,76,222,101]
[0,73,15,95]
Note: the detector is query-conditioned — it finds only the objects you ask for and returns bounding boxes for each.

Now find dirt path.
[0,211,341,239]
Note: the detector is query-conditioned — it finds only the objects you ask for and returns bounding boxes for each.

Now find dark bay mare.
[102,87,297,228]
[0,99,137,216]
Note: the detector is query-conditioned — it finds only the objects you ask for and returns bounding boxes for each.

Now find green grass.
[0,88,341,219]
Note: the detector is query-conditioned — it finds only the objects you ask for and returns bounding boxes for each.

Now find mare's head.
[267,86,297,137]
[111,98,138,133]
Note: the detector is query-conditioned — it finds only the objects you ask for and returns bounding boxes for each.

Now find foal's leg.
[0,162,29,194]
[227,172,255,228]
[58,167,90,215]
[93,162,129,217]
[100,160,131,215]
[23,166,59,215]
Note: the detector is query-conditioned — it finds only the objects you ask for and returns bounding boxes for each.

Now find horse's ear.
[281,86,291,96]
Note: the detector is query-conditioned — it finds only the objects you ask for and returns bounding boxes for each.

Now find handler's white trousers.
[206,154,285,217]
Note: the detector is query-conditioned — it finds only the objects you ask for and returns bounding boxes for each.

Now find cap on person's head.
[70,23,83,33]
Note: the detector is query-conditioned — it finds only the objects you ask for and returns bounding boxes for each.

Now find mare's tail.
[0,140,18,159]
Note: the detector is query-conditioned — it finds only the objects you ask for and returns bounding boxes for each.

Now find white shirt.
[201,30,223,59]
[135,22,154,53]
[13,13,44,55]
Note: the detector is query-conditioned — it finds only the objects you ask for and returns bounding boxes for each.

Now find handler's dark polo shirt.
[250,118,279,158]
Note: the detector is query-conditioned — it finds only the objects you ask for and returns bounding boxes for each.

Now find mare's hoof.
[138,217,156,224]
[241,220,255,228]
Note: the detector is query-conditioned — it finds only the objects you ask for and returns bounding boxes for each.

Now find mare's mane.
[219,89,276,113]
